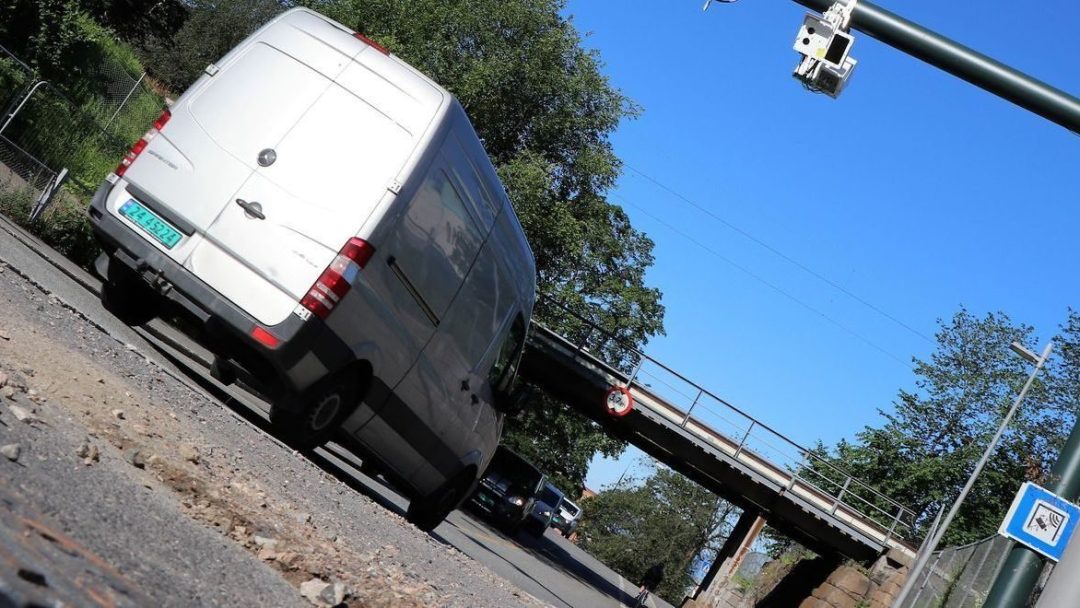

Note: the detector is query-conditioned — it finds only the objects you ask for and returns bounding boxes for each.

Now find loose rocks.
[299,578,346,607]
[75,442,100,465]
[1,443,21,462]
[128,450,146,469]
[179,443,200,464]
[9,405,38,423]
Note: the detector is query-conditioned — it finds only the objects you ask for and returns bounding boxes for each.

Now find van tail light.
[300,238,375,320]
[250,326,281,349]
[353,32,389,55]
[115,109,171,177]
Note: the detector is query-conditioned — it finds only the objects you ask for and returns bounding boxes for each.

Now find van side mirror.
[494,381,533,416]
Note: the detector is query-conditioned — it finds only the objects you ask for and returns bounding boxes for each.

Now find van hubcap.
[309,393,341,431]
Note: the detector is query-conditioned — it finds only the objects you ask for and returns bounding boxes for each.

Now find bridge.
[519,299,918,566]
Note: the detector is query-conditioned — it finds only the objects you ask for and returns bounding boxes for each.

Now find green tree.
[1049,309,1080,425]
[578,464,737,604]
[819,309,1062,545]
[140,0,285,91]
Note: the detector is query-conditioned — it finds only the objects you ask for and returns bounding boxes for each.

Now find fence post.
[680,389,703,428]
[908,551,942,608]
[30,168,68,222]
[575,327,593,354]
[104,72,147,132]
[733,421,755,458]
[626,357,644,388]
[830,477,852,515]
[0,80,48,135]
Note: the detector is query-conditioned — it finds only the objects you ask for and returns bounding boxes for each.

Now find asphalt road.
[0,214,673,608]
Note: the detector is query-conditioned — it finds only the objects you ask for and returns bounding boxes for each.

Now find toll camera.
[792,9,858,98]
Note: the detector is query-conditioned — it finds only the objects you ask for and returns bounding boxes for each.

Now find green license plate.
[119,199,182,249]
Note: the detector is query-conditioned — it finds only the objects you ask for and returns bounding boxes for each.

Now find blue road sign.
[999,482,1080,562]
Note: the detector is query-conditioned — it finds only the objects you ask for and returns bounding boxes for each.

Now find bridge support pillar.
[688,509,767,607]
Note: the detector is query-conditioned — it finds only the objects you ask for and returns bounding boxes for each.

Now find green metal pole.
[982,421,1080,607]
[791,0,1080,134]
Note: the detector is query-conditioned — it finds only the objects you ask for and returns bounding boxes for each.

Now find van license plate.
[119,200,182,249]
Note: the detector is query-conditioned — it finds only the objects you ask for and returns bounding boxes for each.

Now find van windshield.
[539,485,563,507]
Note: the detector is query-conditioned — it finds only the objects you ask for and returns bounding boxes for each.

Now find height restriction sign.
[999,482,1080,562]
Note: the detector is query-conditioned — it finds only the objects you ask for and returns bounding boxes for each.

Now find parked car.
[551,497,581,537]
[525,481,564,536]
[88,7,536,532]
[468,446,545,532]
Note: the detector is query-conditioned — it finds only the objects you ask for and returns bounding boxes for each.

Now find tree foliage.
[141,0,284,91]
[0,0,186,76]
[577,464,737,604]
[818,309,1072,546]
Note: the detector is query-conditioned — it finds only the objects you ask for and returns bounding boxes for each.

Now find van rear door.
[185,19,442,326]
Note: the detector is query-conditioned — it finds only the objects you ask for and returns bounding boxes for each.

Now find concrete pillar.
[691,510,767,607]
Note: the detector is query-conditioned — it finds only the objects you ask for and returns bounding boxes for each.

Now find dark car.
[469,446,545,532]
[525,481,564,536]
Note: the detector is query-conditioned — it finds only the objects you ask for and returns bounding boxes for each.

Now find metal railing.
[533,294,919,545]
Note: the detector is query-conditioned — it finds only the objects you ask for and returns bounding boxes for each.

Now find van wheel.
[407,467,477,532]
[101,262,159,326]
[270,373,362,451]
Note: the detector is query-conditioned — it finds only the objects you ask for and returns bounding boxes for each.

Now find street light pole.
[894,342,1053,607]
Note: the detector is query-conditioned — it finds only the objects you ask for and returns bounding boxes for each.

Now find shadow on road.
[453,511,644,608]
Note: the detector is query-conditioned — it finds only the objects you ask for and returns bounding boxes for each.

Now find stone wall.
[798,549,911,608]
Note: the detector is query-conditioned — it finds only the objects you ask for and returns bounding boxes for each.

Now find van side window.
[447,135,499,221]
[399,167,485,316]
[490,314,527,390]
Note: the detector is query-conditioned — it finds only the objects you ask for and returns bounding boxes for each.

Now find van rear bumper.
[87,180,353,399]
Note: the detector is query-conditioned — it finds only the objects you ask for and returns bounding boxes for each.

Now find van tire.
[270,371,364,451]
[407,466,477,532]
[101,263,159,326]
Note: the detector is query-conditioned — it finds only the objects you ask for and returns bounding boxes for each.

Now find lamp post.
[894,341,1053,607]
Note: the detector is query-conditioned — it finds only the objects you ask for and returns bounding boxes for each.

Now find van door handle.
[235,198,265,220]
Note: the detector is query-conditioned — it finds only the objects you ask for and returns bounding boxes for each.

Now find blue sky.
[573,0,1080,491]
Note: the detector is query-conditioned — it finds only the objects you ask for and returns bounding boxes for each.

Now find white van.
[88,7,536,530]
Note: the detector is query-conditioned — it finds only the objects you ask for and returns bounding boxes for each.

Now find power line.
[616,195,916,370]
[623,164,935,345]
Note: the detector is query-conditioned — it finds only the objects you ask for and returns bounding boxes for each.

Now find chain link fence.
[0,43,163,203]
[77,53,163,145]
[0,45,54,201]
[900,535,1014,608]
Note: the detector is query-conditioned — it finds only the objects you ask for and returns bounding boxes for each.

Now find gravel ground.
[0,259,544,608]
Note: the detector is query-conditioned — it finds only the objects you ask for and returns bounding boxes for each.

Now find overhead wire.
[623,163,935,344]
[614,194,916,370]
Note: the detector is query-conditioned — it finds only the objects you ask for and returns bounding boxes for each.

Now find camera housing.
[792,12,857,98]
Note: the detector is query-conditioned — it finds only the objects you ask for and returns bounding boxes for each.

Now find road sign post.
[983,418,1080,607]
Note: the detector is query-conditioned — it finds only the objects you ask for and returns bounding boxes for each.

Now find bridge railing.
[533,295,919,544]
